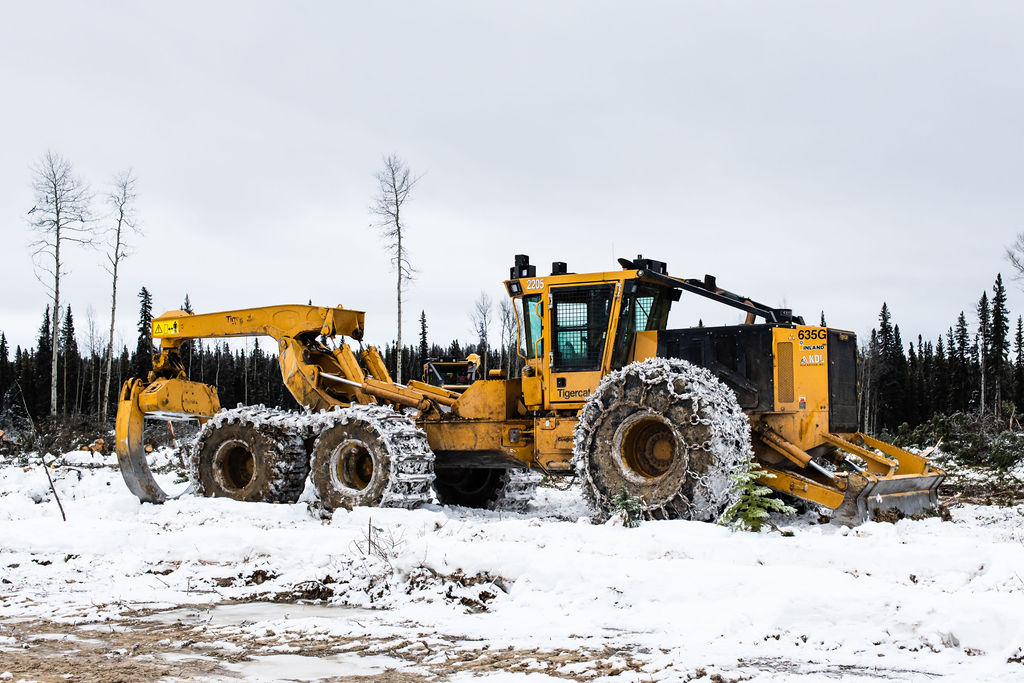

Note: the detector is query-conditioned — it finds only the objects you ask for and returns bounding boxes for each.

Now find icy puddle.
[225,652,415,680]
[148,600,379,627]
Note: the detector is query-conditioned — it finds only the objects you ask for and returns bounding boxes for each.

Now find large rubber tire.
[308,405,434,510]
[434,468,506,508]
[434,468,542,511]
[574,358,752,521]
[191,407,309,503]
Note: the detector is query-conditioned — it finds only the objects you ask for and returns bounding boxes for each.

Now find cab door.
[545,284,617,407]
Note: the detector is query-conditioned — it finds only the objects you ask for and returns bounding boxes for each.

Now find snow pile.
[1,454,1024,681]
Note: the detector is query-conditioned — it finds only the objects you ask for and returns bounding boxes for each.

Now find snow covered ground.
[2,449,1024,682]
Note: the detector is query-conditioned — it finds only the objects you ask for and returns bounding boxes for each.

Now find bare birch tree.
[370,154,418,383]
[471,291,493,375]
[27,151,95,417]
[84,306,101,419]
[101,170,140,422]
[1006,233,1024,281]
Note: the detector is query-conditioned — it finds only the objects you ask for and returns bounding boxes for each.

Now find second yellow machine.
[116,255,943,524]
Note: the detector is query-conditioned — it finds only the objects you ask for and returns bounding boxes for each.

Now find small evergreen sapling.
[719,457,796,532]
[611,486,644,527]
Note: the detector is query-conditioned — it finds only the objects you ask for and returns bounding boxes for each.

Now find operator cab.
[505,254,678,409]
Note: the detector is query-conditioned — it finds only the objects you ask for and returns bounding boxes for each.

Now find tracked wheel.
[308,405,434,510]
[191,407,309,503]
[574,358,752,521]
[434,468,541,511]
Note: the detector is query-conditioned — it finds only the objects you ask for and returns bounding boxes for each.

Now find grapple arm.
[115,377,220,503]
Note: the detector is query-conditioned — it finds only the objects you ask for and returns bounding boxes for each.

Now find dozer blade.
[826,432,946,525]
[831,471,946,526]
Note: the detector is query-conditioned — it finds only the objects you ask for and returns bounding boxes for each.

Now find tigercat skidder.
[116,255,944,525]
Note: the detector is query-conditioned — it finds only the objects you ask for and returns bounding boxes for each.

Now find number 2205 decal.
[525,279,544,290]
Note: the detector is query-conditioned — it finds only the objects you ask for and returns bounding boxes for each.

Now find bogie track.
[191,405,434,509]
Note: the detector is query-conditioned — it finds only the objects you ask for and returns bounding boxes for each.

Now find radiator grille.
[776,341,794,403]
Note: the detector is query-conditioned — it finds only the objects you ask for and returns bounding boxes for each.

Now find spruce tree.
[906,341,921,427]
[249,339,265,406]
[933,336,949,415]
[890,325,908,428]
[953,314,971,413]
[1015,316,1024,413]
[990,274,1010,414]
[878,303,894,357]
[132,287,154,379]
[719,459,796,531]
[31,308,53,419]
[217,342,236,407]
[14,346,35,424]
[872,303,906,431]
[59,306,80,415]
[919,337,934,419]
[862,329,879,433]
[180,294,194,377]
[0,332,9,411]
[419,311,429,372]
[977,291,990,413]
[611,487,645,528]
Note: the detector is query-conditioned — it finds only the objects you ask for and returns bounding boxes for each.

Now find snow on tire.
[308,405,434,510]
[191,406,309,503]
[573,358,752,521]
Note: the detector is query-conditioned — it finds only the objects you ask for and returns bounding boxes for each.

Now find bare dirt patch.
[0,604,649,681]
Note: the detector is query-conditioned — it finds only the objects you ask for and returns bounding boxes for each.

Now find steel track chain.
[305,405,435,509]
[190,405,310,501]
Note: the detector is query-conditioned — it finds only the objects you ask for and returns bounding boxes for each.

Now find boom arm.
[150,305,365,349]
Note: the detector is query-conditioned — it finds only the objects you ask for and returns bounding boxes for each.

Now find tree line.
[861,273,1022,436]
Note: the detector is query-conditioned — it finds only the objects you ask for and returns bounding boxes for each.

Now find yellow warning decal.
[152,319,181,337]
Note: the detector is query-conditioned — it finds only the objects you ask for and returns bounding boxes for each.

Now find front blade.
[832,472,945,525]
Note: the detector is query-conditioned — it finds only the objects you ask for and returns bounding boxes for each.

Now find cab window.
[610,283,673,369]
[551,285,614,371]
[520,294,543,358]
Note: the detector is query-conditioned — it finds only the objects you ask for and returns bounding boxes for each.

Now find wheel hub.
[331,440,374,492]
[615,414,680,480]
[213,440,256,492]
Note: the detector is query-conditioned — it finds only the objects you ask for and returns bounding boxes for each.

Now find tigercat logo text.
[556,388,591,400]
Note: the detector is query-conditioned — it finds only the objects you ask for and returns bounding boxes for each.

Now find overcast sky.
[2,2,1023,357]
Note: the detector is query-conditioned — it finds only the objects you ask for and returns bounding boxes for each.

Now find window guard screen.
[551,285,614,371]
